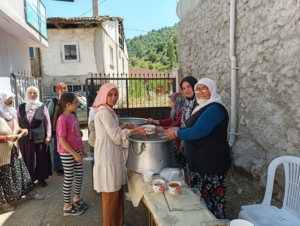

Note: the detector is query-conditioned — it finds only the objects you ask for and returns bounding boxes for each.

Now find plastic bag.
[159,168,185,186]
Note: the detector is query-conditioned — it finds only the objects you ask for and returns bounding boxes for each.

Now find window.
[109,46,114,66]
[62,43,79,62]
[122,58,124,73]
[29,47,35,58]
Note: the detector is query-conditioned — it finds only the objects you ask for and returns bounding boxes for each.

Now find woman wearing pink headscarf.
[92,83,146,226]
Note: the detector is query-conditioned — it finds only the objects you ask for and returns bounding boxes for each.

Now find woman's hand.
[180,141,184,153]
[21,129,28,136]
[73,152,83,163]
[164,128,177,140]
[135,127,148,136]
[45,137,51,146]
[81,148,88,157]
[7,135,18,142]
[157,126,164,132]
[121,123,134,129]
[147,118,159,125]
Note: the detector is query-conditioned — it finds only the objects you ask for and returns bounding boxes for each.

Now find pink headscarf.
[92,83,118,112]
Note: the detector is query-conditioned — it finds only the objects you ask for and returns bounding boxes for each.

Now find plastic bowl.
[141,170,153,182]
[152,179,165,192]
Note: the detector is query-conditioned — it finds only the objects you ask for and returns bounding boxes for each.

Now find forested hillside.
[126,23,179,73]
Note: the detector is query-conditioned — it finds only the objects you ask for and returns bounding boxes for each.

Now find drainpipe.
[228,0,237,147]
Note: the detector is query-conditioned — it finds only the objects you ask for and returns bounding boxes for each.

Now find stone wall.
[178,0,300,191]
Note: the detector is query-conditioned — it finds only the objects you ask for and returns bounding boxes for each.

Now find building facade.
[0,0,48,99]
[40,16,129,98]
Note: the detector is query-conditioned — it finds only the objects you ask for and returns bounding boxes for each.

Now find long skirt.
[19,142,52,182]
[0,146,34,204]
[190,172,227,219]
[102,187,124,226]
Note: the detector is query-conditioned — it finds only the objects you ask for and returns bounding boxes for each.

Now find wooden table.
[127,170,218,226]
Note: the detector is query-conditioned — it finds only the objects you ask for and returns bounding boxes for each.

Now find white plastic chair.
[239,156,300,226]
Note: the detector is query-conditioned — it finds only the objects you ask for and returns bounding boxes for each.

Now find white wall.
[41,28,98,95]
[0,0,48,47]
[0,28,31,91]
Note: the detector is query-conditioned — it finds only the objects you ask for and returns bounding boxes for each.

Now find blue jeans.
[50,135,63,172]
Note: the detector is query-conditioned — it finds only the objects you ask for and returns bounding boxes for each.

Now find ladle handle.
[130,142,145,155]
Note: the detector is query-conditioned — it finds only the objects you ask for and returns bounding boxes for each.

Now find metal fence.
[11,72,42,106]
[85,73,176,119]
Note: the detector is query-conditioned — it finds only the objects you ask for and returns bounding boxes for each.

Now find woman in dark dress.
[165,78,231,219]
[0,90,44,212]
[17,86,52,187]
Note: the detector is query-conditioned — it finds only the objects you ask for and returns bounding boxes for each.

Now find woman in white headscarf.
[17,86,52,187]
[165,78,231,219]
[0,90,44,212]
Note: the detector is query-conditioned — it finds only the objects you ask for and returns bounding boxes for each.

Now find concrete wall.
[177,0,300,191]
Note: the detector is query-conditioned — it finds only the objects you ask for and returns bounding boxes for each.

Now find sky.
[41,0,180,39]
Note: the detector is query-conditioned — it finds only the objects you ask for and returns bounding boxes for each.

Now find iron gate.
[85,73,176,119]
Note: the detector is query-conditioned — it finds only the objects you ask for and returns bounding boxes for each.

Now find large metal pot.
[118,117,147,149]
[126,133,177,174]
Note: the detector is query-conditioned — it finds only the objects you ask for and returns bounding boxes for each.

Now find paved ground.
[0,128,148,226]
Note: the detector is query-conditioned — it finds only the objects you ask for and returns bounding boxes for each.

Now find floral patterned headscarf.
[169,92,185,121]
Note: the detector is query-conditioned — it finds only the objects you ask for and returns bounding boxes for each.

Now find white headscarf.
[191,78,225,115]
[0,90,17,120]
[24,86,43,111]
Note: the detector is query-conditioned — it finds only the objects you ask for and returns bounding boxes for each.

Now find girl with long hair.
[52,92,87,216]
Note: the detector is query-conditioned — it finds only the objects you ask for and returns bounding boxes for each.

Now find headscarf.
[24,86,43,111]
[169,92,185,121]
[0,90,17,120]
[180,76,198,128]
[92,83,118,113]
[191,78,225,115]
[180,76,198,101]
[55,82,67,98]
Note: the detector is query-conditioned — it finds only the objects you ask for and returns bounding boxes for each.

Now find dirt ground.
[225,166,282,220]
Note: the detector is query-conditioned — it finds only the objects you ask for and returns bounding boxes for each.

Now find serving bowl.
[167,181,181,195]
[142,125,157,139]
[141,170,153,182]
[152,179,165,192]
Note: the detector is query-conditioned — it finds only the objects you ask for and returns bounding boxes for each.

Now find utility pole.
[93,0,99,17]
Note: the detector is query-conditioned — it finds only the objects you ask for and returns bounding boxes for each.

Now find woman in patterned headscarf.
[0,90,43,212]
[47,82,68,176]
[179,76,198,154]
[147,92,186,168]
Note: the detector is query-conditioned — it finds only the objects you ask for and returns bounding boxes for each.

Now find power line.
[79,0,106,17]
[124,28,148,33]
[48,0,107,39]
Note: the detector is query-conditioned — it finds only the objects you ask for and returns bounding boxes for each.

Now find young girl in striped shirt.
[53,92,88,216]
